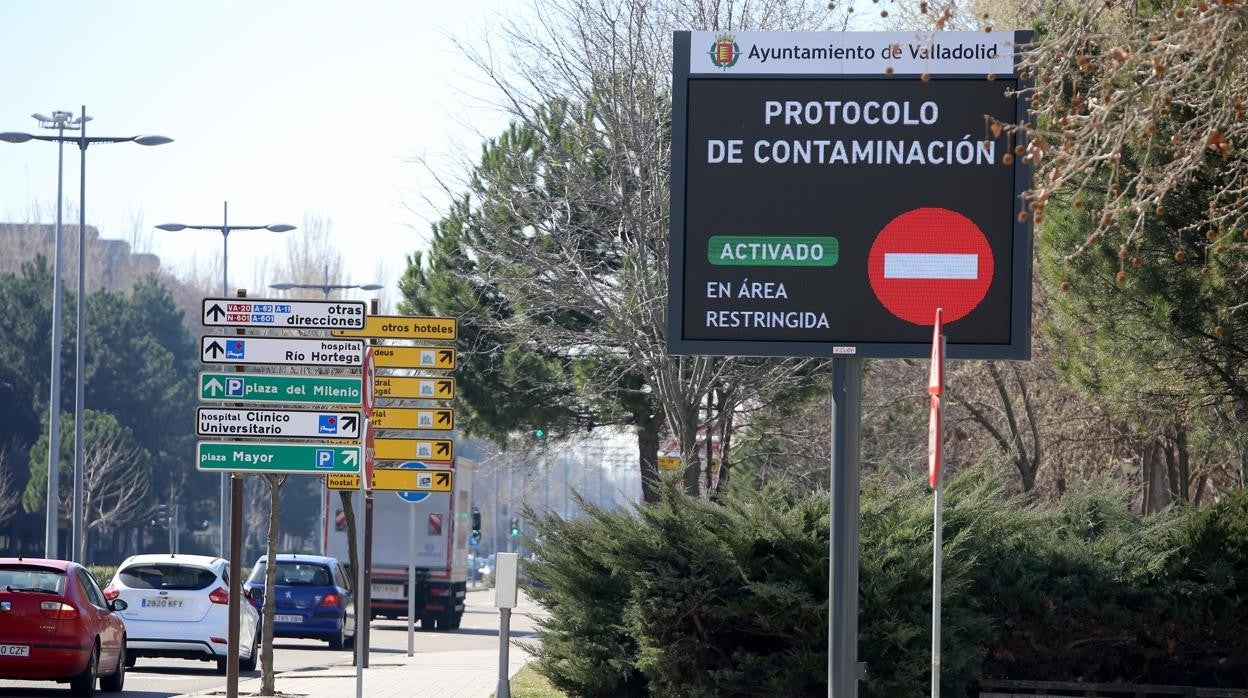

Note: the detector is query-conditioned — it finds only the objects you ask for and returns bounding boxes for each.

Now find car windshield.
[119,563,217,590]
[0,565,67,594]
[248,561,331,587]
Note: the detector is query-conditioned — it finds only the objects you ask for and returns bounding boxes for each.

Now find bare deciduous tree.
[433,0,833,497]
[258,473,288,696]
[74,432,152,564]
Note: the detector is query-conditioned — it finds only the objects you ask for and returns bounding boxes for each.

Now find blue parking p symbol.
[226,379,244,397]
[315,449,334,470]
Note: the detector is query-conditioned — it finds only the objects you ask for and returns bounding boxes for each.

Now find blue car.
[244,555,356,649]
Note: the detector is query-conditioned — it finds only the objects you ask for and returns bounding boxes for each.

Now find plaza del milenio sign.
[668,30,1034,359]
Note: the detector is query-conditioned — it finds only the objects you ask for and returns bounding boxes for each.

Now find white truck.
[324,459,473,630]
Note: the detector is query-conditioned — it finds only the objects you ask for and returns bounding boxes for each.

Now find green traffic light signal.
[510,517,520,536]
[534,428,546,438]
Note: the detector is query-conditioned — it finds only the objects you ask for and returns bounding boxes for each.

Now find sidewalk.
[172,587,539,698]
[172,646,531,698]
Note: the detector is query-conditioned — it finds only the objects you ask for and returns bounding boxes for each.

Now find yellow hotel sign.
[375,438,453,462]
[374,376,455,400]
[371,408,453,431]
[658,456,682,471]
[372,346,456,370]
[327,468,454,492]
[331,315,457,340]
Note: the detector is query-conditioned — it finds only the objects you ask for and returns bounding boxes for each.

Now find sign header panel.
[668,30,1033,359]
[198,372,363,406]
[201,336,365,367]
[197,442,361,474]
[201,298,365,330]
[196,408,361,440]
[688,31,1019,75]
[331,315,457,340]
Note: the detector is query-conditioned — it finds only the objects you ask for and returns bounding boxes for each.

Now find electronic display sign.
[668,30,1034,358]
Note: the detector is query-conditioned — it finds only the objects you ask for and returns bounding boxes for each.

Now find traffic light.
[470,508,482,545]
[509,518,520,537]
[533,427,546,438]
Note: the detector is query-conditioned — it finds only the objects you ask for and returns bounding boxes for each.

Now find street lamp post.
[2,107,171,561]
[269,265,382,554]
[156,204,295,557]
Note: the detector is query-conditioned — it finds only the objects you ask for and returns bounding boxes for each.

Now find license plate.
[274,614,302,623]
[0,645,30,657]
[371,583,404,598]
[141,597,184,608]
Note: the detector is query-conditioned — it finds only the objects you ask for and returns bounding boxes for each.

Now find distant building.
[0,222,161,292]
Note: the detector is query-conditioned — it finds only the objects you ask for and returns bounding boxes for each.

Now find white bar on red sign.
[883,253,978,280]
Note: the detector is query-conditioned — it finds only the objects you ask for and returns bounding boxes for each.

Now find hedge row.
[521,469,1248,697]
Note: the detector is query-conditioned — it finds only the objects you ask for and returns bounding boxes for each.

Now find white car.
[104,554,259,673]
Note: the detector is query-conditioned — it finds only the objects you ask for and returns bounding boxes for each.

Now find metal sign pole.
[408,504,416,655]
[355,475,365,697]
[829,358,862,697]
[227,474,243,697]
[931,331,947,698]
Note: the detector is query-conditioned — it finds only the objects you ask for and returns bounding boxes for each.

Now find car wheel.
[124,652,136,669]
[329,620,346,650]
[70,643,98,696]
[100,643,125,692]
[239,629,259,672]
[216,655,228,674]
[420,614,437,631]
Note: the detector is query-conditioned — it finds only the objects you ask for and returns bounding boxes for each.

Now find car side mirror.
[109,599,128,612]
[244,588,255,600]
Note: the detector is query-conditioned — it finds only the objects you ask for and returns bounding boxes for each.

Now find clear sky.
[1,0,512,306]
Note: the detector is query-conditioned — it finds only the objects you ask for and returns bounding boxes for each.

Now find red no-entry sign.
[867,207,994,326]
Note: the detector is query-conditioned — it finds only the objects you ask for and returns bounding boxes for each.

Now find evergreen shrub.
[522,470,1248,697]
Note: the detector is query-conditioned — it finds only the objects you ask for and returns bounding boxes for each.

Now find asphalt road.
[0,588,539,697]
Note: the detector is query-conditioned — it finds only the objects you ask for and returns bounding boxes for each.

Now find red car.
[0,557,127,695]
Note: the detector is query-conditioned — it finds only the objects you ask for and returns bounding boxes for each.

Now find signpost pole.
[408,504,416,656]
[829,358,862,698]
[363,489,373,668]
[226,473,243,698]
[354,472,365,695]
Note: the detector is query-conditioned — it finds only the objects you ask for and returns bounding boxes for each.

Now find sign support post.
[408,504,417,656]
[226,473,243,698]
[829,358,863,698]
[354,468,365,696]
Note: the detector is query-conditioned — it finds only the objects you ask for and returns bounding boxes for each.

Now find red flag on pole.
[928,308,944,489]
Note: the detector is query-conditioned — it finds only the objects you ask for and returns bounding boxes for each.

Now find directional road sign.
[201,298,365,330]
[196,408,361,439]
[326,468,454,492]
[371,408,453,431]
[201,336,364,367]
[371,346,456,370]
[199,372,363,406]
[331,315,457,340]
[374,438,453,462]
[658,456,682,471]
[373,376,455,400]
[197,442,361,474]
